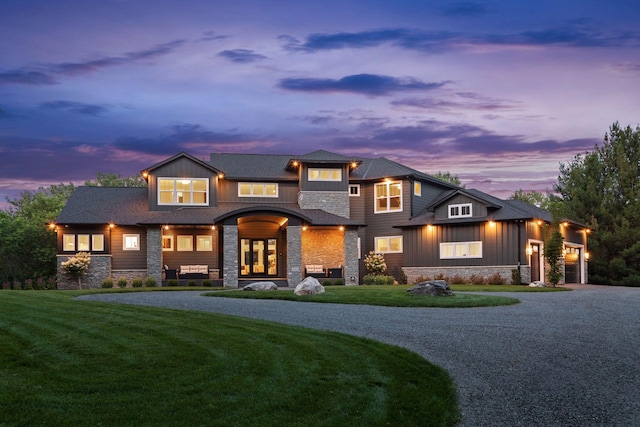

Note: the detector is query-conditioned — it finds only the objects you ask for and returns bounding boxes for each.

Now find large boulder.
[529,281,547,288]
[243,281,278,291]
[407,280,453,296]
[294,277,325,296]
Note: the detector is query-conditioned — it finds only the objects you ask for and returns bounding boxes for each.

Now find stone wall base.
[56,254,112,290]
[402,265,529,285]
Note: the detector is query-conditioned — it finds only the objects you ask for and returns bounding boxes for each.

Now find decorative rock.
[243,281,278,291]
[407,280,453,296]
[294,277,325,296]
[529,281,547,287]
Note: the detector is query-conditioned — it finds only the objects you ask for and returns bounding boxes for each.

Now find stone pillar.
[223,225,238,287]
[287,226,303,287]
[344,229,359,285]
[146,227,162,285]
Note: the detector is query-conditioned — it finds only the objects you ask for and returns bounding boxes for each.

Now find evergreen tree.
[555,122,640,286]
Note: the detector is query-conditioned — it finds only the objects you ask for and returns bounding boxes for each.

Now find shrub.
[434,272,447,281]
[202,279,213,287]
[334,278,344,286]
[187,280,197,287]
[24,279,34,290]
[167,279,178,287]
[144,276,157,287]
[1,281,9,290]
[322,279,332,286]
[364,251,386,275]
[362,275,375,285]
[46,277,57,290]
[131,278,144,288]
[413,275,431,284]
[449,274,466,285]
[469,274,486,285]
[371,275,395,285]
[101,278,114,288]
[486,273,507,285]
[398,269,408,285]
[13,280,21,290]
[511,269,522,285]
[117,278,128,288]
[35,277,46,290]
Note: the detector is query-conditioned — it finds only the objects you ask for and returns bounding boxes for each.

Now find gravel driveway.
[79,285,640,426]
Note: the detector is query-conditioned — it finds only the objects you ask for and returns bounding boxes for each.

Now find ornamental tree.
[61,252,91,289]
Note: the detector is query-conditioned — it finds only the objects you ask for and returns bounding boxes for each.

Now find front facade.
[54,150,589,289]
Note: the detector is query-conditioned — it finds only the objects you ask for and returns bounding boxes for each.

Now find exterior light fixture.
[585,252,590,260]
[142,171,149,178]
[563,221,569,227]
[536,220,543,226]
[427,224,433,231]
[302,226,308,231]
[338,226,345,231]
[211,225,216,230]
[488,220,496,227]
[48,223,56,230]
[164,225,170,230]
[109,223,115,228]
[526,246,533,256]
[218,173,224,179]
[585,228,591,234]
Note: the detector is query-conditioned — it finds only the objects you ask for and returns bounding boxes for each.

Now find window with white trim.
[448,203,472,218]
[349,184,360,196]
[162,236,174,251]
[77,235,90,251]
[375,236,403,253]
[440,241,482,259]
[375,181,402,213]
[238,182,278,197]
[414,181,421,196]
[197,235,213,251]
[63,234,75,251]
[158,178,208,205]
[177,235,193,251]
[308,168,342,181]
[123,234,140,251]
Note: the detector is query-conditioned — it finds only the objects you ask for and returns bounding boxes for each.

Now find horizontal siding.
[161,227,219,270]
[111,226,147,269]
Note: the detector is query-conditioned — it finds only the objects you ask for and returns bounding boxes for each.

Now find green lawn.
[0,291,460,426]
[206,284,524,307]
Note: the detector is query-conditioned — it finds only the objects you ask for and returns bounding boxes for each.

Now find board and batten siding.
[434,194,488,220]
[148,157,219,210]
[299,164,350,192]
[110,226,147,270]
[411,180,449,217]
[403,221,523,267]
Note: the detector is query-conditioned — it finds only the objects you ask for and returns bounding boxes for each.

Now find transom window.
[375,236,403,253]
[158,178,208,206]
[308,168,342,181]
[375,181,402,213]
[440,241,482,259]
[238,182,278,198]
[448,203,472,218]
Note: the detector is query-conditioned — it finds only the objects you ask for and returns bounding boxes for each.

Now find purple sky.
[2,0,640,208]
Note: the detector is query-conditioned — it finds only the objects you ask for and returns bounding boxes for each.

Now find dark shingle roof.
[208,153,296,180]
[55,187,158,225]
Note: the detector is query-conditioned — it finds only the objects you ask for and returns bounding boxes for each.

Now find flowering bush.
[61,252,91,288]
[364,251,386,275]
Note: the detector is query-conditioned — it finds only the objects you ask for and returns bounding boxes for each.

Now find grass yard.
[0,291,460,426]
[206,285,525,307]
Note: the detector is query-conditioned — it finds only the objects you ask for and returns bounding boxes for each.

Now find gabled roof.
[425,188,503,211]
[142,152,221,176]
[285,149,361,171]
[351,156,459,189]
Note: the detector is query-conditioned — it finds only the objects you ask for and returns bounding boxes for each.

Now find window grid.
[448,203,472,218]
[374,181,403,213]
[238,182,278,198]
[308,168,342,181]
[375,236,403,253]
[158,178,208,206]
[440,241,482,259]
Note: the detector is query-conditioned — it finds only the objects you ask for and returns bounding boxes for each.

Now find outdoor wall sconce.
[526,246,533,256]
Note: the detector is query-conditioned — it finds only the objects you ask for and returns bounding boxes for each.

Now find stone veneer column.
[223,225,239,287]
[343,229,359,285]
[287,226,303,287]
[146,227,162,285]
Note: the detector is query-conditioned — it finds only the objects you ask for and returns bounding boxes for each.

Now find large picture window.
[158,178,208,206]
[440,241,482,259]
[375,236,403,253]
[375,181,402,213]
[448,203,472,218]
[308,168,342,181]
[238,182,278,197]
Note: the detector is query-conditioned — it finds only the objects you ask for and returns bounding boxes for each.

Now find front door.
[240,238,277,277]
[530,243,541,282]
[564,247,581,283]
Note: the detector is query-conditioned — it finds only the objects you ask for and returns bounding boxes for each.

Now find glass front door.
[241,239,277,276]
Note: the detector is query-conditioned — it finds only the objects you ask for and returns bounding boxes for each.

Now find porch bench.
[178,265,209,279]
[305,265,326,279]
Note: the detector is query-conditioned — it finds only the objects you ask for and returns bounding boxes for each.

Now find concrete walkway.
[79,285,640,426]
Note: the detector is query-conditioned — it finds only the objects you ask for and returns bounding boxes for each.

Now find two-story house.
[54,150,589,289]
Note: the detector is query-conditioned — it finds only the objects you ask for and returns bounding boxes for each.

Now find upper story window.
[375,181,402,213]
[414,181,421,196]
[448,203,472,218]
[349,184,360,196]
[308,168,342,181]
[158,178,208,206]
[238,182,278,198]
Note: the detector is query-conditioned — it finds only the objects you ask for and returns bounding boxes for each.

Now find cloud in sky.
[40,101,110,117]
[441,2,491,17]
[218,49,267,63]
[279,74,449,96]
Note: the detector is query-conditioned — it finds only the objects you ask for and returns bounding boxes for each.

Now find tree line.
[1,124,639,286]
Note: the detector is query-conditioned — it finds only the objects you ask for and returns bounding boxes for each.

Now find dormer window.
[308,168,342,181]
[448,203,472,218]
[158,178,208,206]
